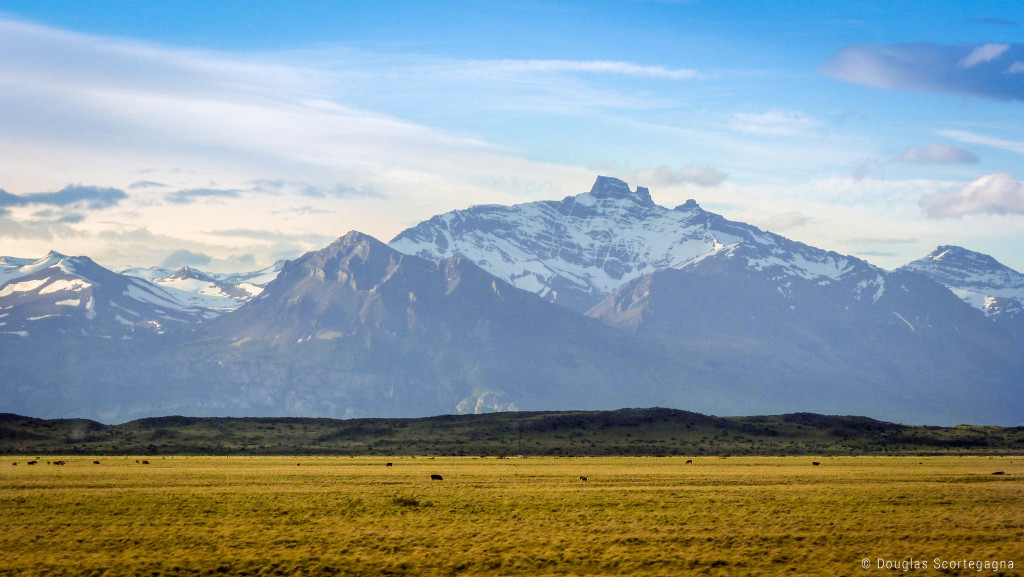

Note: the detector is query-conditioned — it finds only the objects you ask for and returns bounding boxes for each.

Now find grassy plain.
[1,456,1022,576]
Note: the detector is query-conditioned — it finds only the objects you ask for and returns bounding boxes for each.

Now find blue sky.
[0,1,1022,272]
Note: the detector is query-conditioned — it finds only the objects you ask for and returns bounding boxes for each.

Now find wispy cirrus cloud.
[920,173,1024,217]
[940,130,1024,156]
[959,43,1011,68]
[730,110,821,136]
[822,42,1024,101]
[486,59,701,80]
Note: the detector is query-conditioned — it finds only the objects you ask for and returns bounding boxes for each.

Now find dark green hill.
[2,408,1022,456]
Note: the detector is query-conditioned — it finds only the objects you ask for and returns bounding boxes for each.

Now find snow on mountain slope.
[902,246,1024,338]
[219,260,286,289]
[0,253,66,287]
[391,176,883,312]
[118,261,286,312]
[115,265,175,283]
[0,252,212,338]
[584,245,1024,426]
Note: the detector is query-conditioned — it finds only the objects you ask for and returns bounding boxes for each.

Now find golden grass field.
[1,456,1021,576]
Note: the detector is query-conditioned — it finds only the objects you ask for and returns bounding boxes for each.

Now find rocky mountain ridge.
[0,177,1021,425]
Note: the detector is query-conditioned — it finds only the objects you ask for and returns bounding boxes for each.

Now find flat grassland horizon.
[2,456,1021,576]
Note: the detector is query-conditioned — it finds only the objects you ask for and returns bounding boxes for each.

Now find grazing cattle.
[141,460,150,465]
[685,459,693,464]
[385,462,393,467]
[53,461,65,466]
[11,462,16,466]
[812,462,821,466]
[579,475,588,482]
[27,461,37,465]
[430,474,443,481]
[992,471,1006,475]
[136,460,140,464]
[93,461,101,465]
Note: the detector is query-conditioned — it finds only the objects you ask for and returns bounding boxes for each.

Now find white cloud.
[898,144,979,165]
[959,43,1010,68]
[764,212,810,231]
[0,16,600,265]
[920,173,1024,217]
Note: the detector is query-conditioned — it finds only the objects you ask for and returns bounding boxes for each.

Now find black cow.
[430,474,443,481]
[579,475,588,482]
[385,462,393,467]
[141,460,150,465]
[685,459,693,464]
[812,462,821,466]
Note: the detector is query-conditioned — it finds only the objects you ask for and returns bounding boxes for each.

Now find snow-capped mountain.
[118,261,285,312]
[59,232,647,421]
[586,245,1023,425]
[390,176,885,312]
[0,251,211,338]
[901,246,1024,339]
[218,260,286,293]
[1,178,1021,426]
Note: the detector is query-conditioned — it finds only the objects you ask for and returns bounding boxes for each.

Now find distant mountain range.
[0,254,283,338]
[1,177,1021,425]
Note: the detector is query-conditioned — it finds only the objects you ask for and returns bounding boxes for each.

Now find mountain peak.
[271,230,406,295]
[589,176,653,205]
[322,230,391,259]
[927,245,1006,269]
[902,245,1024,337]
[168,266,216,283]
[390,175,878,312]
[674,199,701,211]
